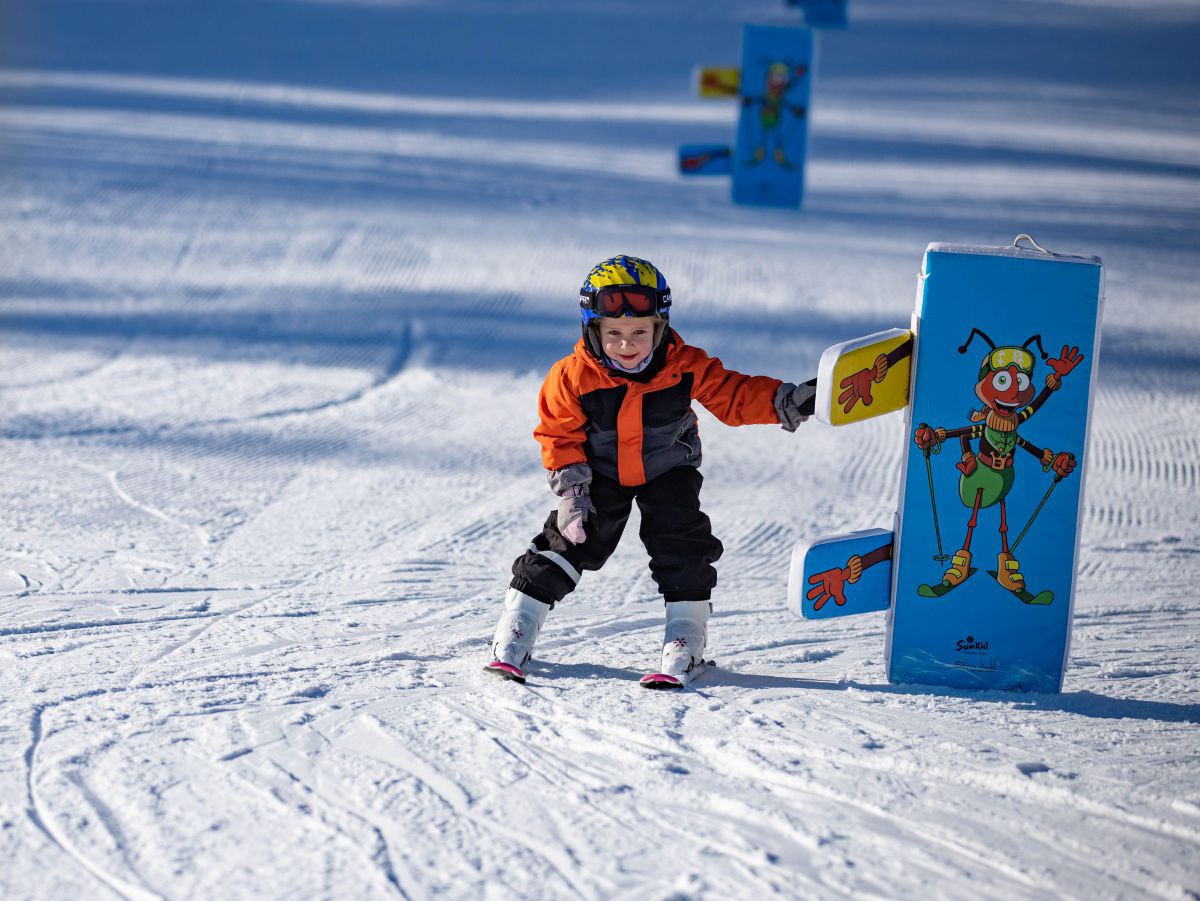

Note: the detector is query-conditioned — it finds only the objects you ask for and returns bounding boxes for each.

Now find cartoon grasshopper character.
[913,331,1083,604]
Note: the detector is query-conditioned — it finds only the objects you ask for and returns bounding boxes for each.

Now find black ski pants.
[510,466,723,606]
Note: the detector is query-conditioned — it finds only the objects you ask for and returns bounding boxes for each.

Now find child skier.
[486,255,815,687]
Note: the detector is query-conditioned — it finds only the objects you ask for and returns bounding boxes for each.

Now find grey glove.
[774,378,817,432]
[549,463,595,544]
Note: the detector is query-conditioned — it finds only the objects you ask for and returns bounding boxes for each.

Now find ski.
[986,571,1054,605]
[640,660,713,690]
[916,568,978,598]
[483,661,527,684]
[485,658,719,688]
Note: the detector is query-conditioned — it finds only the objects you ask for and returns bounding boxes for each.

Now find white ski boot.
[484,588,551,684]
[652,600,710,683]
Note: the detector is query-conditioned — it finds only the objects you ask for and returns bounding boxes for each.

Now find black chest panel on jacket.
[579,385,627,431]
[641,372,694,427]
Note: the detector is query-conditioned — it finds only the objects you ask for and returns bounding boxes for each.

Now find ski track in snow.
[3,0,1200,898]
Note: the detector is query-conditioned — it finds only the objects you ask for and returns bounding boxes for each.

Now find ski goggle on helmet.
[579,255,671,329]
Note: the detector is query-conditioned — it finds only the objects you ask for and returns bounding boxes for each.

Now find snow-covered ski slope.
[2,0,1199,897]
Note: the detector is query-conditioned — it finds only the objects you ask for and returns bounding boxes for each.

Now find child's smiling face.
[598,316,655,369]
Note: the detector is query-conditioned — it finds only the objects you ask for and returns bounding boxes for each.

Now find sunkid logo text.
[956,635,988,653]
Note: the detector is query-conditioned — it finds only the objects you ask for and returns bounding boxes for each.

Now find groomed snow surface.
[2,1,1199,898]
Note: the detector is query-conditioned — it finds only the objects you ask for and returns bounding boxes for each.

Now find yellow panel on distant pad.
[695,66,740,98]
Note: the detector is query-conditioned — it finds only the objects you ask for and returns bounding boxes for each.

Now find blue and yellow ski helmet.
[578,255,671,361]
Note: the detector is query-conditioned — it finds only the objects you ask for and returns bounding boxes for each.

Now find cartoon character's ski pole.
[917,423,949,562]
[1011,455,1074,553]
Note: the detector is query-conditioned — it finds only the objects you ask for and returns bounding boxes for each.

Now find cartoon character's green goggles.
[980,346,1035,378]
[959,328,1047,380]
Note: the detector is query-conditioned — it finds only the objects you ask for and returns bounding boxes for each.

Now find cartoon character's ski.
[788,236,1104,693]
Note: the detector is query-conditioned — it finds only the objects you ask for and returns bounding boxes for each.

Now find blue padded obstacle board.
[732,24,813,208]
[887,243,1104,692]
[788,0,848,28]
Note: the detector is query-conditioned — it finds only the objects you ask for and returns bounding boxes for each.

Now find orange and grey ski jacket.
[535,330,784,487]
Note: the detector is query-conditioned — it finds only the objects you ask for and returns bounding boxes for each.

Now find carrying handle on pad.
[1012,234,1052,254]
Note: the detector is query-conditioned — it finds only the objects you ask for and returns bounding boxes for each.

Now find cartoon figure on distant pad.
[742,60,807,169]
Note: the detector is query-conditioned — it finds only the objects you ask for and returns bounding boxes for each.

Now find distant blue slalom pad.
[788,528,893,620]
[732,24,813,208]
[886,242,1104,693]
[679,143,732,176]
[787,0,848,28]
